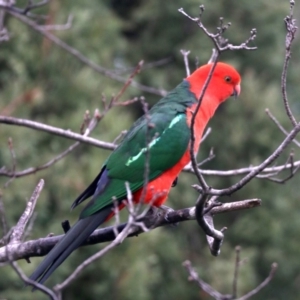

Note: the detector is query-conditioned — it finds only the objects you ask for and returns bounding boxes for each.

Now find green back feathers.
[80,81,197,218]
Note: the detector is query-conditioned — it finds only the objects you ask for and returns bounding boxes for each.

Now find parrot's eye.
[224,76,231,82]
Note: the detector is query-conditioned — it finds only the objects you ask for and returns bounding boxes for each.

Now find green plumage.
[78,80,198,217]
[29,80,198,285]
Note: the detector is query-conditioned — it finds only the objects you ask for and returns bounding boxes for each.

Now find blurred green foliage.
[1,0,300,299]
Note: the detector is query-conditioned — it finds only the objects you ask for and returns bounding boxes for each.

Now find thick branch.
[0,199,261,263]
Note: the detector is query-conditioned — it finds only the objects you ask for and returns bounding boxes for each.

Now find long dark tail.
[29,205,113,285]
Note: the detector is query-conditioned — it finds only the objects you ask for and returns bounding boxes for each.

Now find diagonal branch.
[281,0,298,127]
[9,179,44,244]
[6,10,166,96]
[236,263,278,300]
[266,108,300,147]
[194,122,300,196]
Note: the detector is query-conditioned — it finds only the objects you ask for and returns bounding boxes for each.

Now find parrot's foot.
[171,177,178,187]
[61,220,71,233]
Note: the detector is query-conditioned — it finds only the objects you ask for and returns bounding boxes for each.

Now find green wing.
[79,81,197,218]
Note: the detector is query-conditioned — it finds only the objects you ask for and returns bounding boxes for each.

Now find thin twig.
[0,190,8,244]
[266,108,300,147]
[6,10,166,96]
[0,115,116,152]
[0,109,104,178]
[182,260,230,300]
[232,246,241,298]
[200,127,212,142]
[22,0,50,15]
[193,122,300,196]
[236,263,278,300]
[10,259,58,300]
[185,160,300,177]
[281,0,298,127]
[178,7,257,52]
[179,5,258,254]
[197,148,215,167]
[180,49,191,76]
[54,181,147,292]
[4,137,17,187]
[37,15,73,31]
[190,60,218,191]
[9,179,44,243]
[112,61,144,103]
[111,57,172,75]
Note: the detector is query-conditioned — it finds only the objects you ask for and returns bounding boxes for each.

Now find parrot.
[29,62,241,285]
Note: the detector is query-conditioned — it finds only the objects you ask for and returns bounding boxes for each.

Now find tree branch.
[9,179,44,244]
[0,198,261,263]
[281,0,298,127]
[6,9,167,96]
[0,115,116,153]
[193,122,300,196]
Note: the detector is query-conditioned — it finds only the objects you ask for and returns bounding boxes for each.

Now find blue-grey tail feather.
[29,205,113,285]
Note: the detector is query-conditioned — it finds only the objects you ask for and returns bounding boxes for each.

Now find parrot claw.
[171,177,178,187]
[61,220,71,233]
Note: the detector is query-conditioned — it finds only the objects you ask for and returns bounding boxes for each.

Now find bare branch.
[190,61,218,191]
[232,246,241,298]
[208,48,218,63]
[54,218,134,292]
[182,260,230,300]
[200,127,212,142]
[180,49,191,76]
[255,150,300,183]
[178,6,257,52]
[266,109,300,147]
[0,5,9,42]
[183,249,277,300]
[281,0,298,127]
[185,160,300,177]
[37,15,73,31]
[0,199,261,263]
[9,179,44,244]
[179,4,258,255]
[10,259,59,299]
[111,61,144,104]
[197,148,215,167]
[193,122,300,196]
[2,142,80,179]
[22,0,50,15]
[54,182,148,292]
[111,57,172,75]
[6,10,166,96]
[196,196,225,256]
[236,263,278,300]
[0,115,116,154]
[4,137,17,187]
[0,109,107,178]
[0,190,8,245]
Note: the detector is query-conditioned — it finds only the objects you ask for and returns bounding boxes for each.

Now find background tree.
[0,0,300,299]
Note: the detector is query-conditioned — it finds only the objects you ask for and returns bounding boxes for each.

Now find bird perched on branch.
[29,62,241,285]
